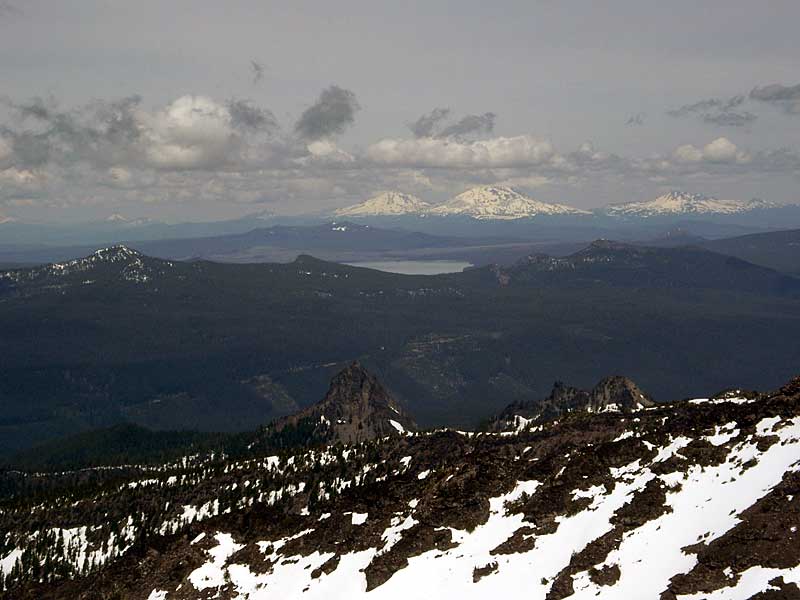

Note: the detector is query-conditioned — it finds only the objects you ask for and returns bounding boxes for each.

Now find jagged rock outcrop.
[491,376,654,430]
[266,362,417,445]
[9,375,800,599]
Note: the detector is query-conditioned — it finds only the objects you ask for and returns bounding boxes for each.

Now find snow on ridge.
[161,414,800,600]
[604,191,776,217]
[0,244,173,285]
[335,191,432,217]
[333,187,589,219]
[430,186,590,220]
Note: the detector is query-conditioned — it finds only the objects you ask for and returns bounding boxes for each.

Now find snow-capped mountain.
[603,191,778,218]
[335,192,432,217]
[430,186,590,220]
[102,214,154,227]
[0,245,173,286]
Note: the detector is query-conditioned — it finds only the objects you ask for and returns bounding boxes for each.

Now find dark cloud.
[436,112,496,139]
[667,95,744,118]
[750,83,800,115]
[10,96,53,121]
[408,107,450,138]
[626,113,645,126]
[702,111,757,127]
[250,60,265,86]
[227,99,278,132]
[0,1,21,17]
[91,95,143,144]
[294,86,360,141]
[3,130,50,167]
[1,96,147,168]
[667,95,756,127]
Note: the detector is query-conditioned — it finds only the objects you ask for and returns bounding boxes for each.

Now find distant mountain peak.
[92,244,143,261]
[430,185,590,220]
[491,375,654,430]
[100,214,154,227]
[605,190,778,217]
[0,245,171,288]
[335,191,431,217]
[585,238,634,251]
[267,362,416,445]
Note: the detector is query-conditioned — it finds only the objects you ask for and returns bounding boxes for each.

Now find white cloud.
[138,96,241,170]
[493,174,551,188]
[300,139,356,165]
[366,135,558,168]
[672,137,750,165]
[0,167,44,185]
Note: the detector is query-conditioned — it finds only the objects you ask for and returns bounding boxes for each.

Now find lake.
[343,260,474,275]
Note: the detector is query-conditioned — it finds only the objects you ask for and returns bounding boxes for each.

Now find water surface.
[344,260,473,275]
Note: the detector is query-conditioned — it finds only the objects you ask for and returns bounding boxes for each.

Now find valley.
[1,241,798,457]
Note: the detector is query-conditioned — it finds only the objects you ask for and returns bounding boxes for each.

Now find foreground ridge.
[2,376,799,599]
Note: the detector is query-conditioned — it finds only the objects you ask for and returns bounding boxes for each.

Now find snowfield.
[146,405,800,599]
[5,379,800,599]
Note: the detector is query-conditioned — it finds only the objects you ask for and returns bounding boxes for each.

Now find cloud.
[408,107,450,138]
[0,2,21,18]
[702,111,757,127]
[227,99,278,132]
[250,60,265,86]
[493,174,551,188]
[626,113,645,126]
[366,134,557,168]
[750,83,800,115]
[4,131,51,167]
[139,95,245,170]
[0,135,11,163]
[436,112,496,139]
[1,94,145,168]
[667,95,756,127]
[407,108,496,139]
[672,137,750,164]
[294,85,360,141]
[0,94,288,172]
[667,96,744,118]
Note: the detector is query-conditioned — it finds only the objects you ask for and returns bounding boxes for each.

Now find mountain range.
[603,191,777,218]
[3,365,800,599]
[332,187,795,221]
[3,190,800,256]
[1,241,799,456]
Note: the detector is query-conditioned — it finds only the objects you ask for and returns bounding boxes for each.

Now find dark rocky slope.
[490,376,655,430]
[3,376,800,598]
[260,361,417,446]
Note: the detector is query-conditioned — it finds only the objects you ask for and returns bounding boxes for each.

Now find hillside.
[702,228,800,275]
[2,374,800,598]
[496,239,800,294]
[1,244,799,456]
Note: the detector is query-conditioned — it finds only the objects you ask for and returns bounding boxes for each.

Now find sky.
[0,0,799,223]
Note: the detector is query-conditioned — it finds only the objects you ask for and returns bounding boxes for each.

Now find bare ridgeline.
[2,363,800,599]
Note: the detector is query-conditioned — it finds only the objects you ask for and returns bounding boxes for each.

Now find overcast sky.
[1,0,799,223]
